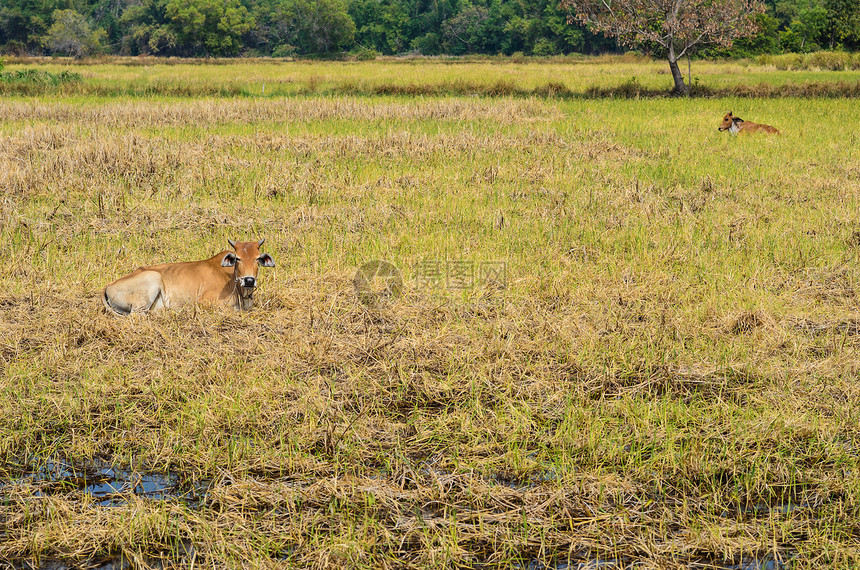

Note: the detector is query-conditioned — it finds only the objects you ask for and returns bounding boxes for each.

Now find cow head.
[718,111,743,133]
[221,239,275,299]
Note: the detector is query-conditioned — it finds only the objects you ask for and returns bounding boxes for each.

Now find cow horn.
[228,238,236,249]
[258,239,265,247]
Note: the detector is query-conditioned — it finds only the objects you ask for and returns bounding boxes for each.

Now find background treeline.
[0,0,858,58]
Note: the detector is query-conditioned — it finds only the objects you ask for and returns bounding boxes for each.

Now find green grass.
[0,59,859,568]
[3,55,860,97]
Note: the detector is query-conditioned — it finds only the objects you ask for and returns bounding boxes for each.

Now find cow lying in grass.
[718,111,780,136]
[103,239,275,315]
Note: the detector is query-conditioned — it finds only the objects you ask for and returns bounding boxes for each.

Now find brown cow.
[718,111,780,136]
[103,239,275,315]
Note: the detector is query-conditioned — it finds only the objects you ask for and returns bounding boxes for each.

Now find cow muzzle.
[239,276,257,289]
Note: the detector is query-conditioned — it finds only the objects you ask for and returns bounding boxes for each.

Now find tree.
[442,5,489,54]
[120,0,176,55]
[348,0,408,54]
[775,0,827,51]
[90,0,136,49]
[0,0,56,53]
[823,0,860,49]
[263,0,355,55]
[562,0,765,94]
[43,9,107,57]
[164,0,253,56]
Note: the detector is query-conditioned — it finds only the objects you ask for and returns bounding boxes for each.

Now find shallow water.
[9,541,196,570]
[0,455,798,569]
[1,455,209,506]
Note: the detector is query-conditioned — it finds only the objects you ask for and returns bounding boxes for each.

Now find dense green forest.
[1,0,858,58]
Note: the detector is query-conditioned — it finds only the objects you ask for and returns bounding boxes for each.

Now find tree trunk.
[667,56,688,95]
[666,40,688,95]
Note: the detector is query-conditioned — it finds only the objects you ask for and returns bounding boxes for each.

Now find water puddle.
[690,554,791,570]
[0,455,803,570]
[1,456,210,507]
[512,556,622,570]
[8,540,197,570]
[726,561,783,570]
[526,554,789,570]
[520,552,647,569]
[492,468,560,489]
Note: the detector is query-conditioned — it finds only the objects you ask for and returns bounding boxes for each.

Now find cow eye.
[256,254,275,267]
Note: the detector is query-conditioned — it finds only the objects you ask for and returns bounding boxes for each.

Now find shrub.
[272,44,298,58]
[354,47,378,61]
[531,38,558,57]
[758,53,804,70]
[806,51,850,71]
[758,51,853,71]
[484,79,520,96]
[616,76,643,98]
[1,41,28,56]
[532,81,573,97]
[411,33,441,55]
[0,69,82,85]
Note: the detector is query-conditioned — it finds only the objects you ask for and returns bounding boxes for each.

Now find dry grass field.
[2,54,860,97]
[1,58,860,568]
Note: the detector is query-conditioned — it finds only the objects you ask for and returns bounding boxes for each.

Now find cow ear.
[221,252,238,267]
[257,253,275,267]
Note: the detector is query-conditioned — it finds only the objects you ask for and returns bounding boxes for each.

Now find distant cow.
[103,239,275,315]
[718,111,780,136]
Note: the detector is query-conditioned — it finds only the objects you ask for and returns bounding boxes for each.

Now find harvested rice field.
[1,58,859,569]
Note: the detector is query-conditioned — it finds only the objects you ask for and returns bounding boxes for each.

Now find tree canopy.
[0,0,857,57]
[563,0,766,93]
[43,8,107,58]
